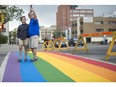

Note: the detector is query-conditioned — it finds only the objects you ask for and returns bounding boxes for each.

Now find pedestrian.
[44,37,49,48]
[17,16,29,62]
[28,10,40,62]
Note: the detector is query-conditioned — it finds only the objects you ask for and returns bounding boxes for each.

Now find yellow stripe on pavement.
[37,52,110,82]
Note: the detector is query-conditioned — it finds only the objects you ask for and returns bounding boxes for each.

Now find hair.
[20,16,26,21]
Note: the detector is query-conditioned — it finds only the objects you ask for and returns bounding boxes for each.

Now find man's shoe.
[34,58,38,62]
[24,58,28,62]
[18,59,21,62]
[30,59,35,62]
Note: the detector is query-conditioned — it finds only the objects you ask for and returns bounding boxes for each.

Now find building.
[40,25,56,40]
[71,17,116,43]
[0,5,9,41]
[56,5,94,31]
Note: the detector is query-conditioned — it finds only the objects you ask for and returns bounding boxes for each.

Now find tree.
[9,28,17,44]
[0,35,8,44]
[0,5,24,24]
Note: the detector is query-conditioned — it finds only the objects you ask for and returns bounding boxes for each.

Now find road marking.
[0,52,10,81]
[55,52,116,65]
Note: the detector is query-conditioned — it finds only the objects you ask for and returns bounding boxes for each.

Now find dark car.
[68,38,84,46]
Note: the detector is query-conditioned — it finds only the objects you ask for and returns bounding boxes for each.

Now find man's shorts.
[29,35,38,49]
[19,38,28,46]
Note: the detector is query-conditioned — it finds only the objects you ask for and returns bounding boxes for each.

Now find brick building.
[72,17,116,43]
[56,5,94,31]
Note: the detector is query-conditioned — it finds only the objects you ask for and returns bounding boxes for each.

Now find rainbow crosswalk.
[1,51,116,82]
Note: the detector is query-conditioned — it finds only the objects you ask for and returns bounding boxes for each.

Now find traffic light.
[1,14,5,23]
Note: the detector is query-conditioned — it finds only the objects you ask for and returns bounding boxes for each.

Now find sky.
[9,5,116,31]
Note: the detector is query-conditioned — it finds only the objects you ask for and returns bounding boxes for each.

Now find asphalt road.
[62,44,116,64]
[0,44,116,67]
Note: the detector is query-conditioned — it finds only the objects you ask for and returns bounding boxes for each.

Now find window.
[80,10,86,13]
[87,14,93,17]
[80,14,85,17]
[95,21,103,24]
[96,29,104,32]
[72,31,75,34]
[70,10,79,13]
[108,21,116,24]
[109,29,116,32]
[80,30,83,34]
[73,14,79,17]
[80,22,83,25]
[87,10,93,13]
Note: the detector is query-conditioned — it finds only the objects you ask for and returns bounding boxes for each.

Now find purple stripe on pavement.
[2,51,22,82]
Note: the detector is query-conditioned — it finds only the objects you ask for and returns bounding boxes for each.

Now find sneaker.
[18,59,21,62]
[34,58,38,62]
[30,58,38,62]
[24,58,28,62]
[30,59,35,62]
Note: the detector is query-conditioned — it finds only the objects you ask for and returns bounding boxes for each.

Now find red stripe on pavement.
[48,52,116,72]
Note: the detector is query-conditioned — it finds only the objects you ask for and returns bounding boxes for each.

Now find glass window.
[87,10,93,13]
[95,21,103,24]
[96,29,104,32]
[108,21,116,24]
[80,30,83,34]
[80,10,86,13]
[87,14,93,17]
[109,29,116,32]
[73,14,79,17]
[80,14,85,17]
[70,10,79,13]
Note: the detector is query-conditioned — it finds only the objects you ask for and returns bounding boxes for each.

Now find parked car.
[68,38,84,46]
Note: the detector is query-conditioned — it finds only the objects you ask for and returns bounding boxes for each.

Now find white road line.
[0,52,11,82]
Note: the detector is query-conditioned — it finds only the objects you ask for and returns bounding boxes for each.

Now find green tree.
[12,28,17,41]
[0,35,8,44]
[0,5,24,24]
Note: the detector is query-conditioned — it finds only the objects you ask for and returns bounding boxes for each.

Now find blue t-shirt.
[28,18,40,37]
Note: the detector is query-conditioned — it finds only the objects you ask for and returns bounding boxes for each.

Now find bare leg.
[24,45,28,59]
[31,48,36,59]
[19,45,23,59]
[33,48,37,58]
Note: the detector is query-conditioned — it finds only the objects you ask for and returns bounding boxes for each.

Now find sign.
[83,17,93,22]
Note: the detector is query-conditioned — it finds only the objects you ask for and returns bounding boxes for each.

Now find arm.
[30,9,37,19]
[17,26,20,39]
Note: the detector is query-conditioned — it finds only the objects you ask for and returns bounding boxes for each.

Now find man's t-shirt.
[28,18,40,37]
[17,23,29,40]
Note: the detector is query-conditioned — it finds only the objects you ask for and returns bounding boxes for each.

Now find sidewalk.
[0,44,19,67]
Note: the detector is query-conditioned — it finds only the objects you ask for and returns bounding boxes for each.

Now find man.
[28,10,39,62]
[17,16,29,62]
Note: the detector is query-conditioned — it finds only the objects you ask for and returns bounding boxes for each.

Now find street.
[0,43,116,82]
[0,44,116,67]
[63,44,116,64]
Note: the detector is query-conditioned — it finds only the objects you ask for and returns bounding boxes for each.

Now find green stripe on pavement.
[28,53,74,82]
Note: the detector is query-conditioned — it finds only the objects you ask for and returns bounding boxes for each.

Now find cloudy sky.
[9,5,116,31]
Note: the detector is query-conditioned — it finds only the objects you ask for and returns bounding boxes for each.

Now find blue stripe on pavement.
[16,52,46,82]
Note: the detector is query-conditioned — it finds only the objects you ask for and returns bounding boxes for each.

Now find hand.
[30,9,35,13]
